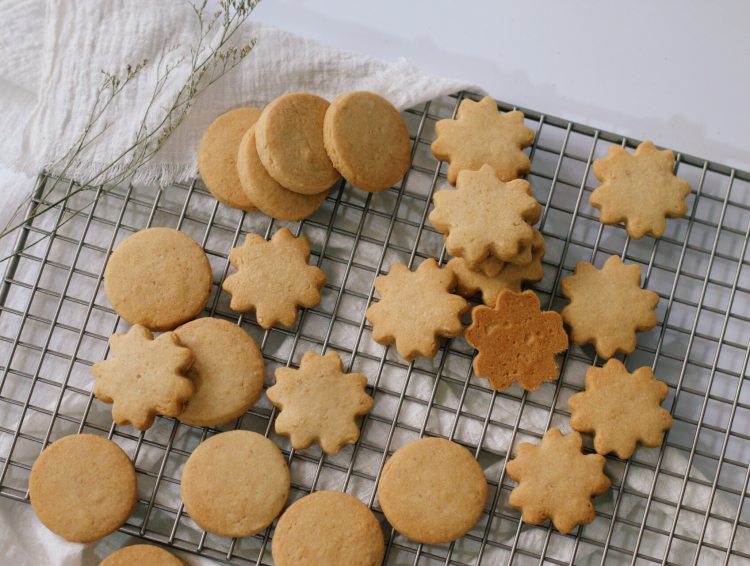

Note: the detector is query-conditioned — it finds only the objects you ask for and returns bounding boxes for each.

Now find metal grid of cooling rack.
[1,92,749,566]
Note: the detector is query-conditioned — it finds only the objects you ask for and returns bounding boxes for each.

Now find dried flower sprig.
[0,0,259,262]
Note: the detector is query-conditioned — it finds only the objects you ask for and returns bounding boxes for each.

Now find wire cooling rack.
[1,92,749,566]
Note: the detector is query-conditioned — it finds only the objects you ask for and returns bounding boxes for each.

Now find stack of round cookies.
[198,91,411,221]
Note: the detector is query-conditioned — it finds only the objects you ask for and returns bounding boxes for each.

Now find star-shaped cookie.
[223,227,326,328]
[267,351,374,454]
[429,165,541,269]
[431,96,534,184]
[568,359,672,458]
[590,141,691,239]
[465,290,568,391]
[449,229,545,306]
[506,428,611,534]
[561,255,659,359]
[92,325,194,430]
[365,258,469,361]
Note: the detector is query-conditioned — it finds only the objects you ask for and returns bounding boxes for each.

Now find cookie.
[450,229,545,305]
[103,227,212,331]
[222,227,326,328]
[561,255,659,358]
[180,430,290,537]
[506,428,610,534]
[268,351,373,454]
[323,91,411,192]
[198,107,261,211]
[377,437,487,544]
[568,359,672,458]
[174,317,264,427]
[92,325,194,430]
[100,545,184,566]
[237,125,330,221]
[28,434,137,543]
[272,491,384,566]
[431,96,534,185]
[590,141,691,239]
[429,165,541,268]
[365,258,468,361]
[255,92,340,195]
[465,290,567,391]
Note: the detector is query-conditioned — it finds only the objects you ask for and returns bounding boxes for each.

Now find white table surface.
[250,0,750,172]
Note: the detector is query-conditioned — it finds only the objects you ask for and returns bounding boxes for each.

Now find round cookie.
[29,434,137,543]
[100,544,183,566]
[174,317,264,427]
[180,430,289,537]
[103,227,212,331]
[377,437,487,544]
[237,125,329,221]
[272,491,384,566]
[323,91,411,192]
[255,92,340,195]
[198,107,262,211]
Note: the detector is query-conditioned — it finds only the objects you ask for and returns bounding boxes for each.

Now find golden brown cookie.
[323,91,411,192]
[100,544,183,566]
[568,359,672,458]
[450,229,545,305]
[180,430,290,537]
[255,92,340,195]
[429,165,541,268]
[431,96,534,185]
[237,125,329,221]
[365,258,469,361]
[103,227,212,331]
[92,325,194,430]
[174,317,264,427]
[198,107,261,211]
[506,428,611,534]
[465,290,568,391]
[590,141,691,239]
[268,351,373,454]
[29,434,137,543]
[272,491,384,566]
[377,437,487,544]
[222,227,326,328]
[561,255,659,359]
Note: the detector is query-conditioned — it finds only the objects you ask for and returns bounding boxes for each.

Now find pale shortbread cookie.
[506,428,610,534]
[175,317,264,427]
[103,227,212,331]
[272,491,384,566]
[237,125,329,221]
[323,91,411,192]
[255,92,340,195]
[29,434,137,543]
[590,141,691,239]
[180,430,290,537]
[100,545,184,566]
[198,107,261,211]
[92,325,194,430]
[268,351,373,454]
[377,437,488,544]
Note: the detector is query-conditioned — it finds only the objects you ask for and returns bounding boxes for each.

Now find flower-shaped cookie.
[267,351,373,454]
[507,428,611,534]
[92,325,194,430]
[561,255,659,359]
[365,258,468,361]
[449,229,545,306]
[568,359,672,458]
[223,227,326,328]
[590,141,691,239]
[431,96,534,184]
[465,290,568,391]
[429,165,541,268]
